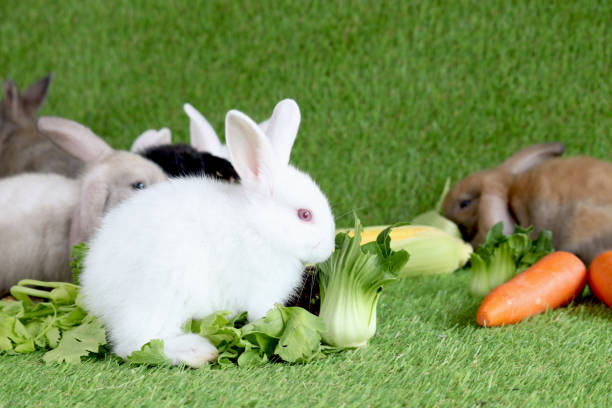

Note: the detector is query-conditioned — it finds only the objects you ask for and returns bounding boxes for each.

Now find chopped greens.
[0,279,106,363]
[129,306,330,367]
[469,222,555,297]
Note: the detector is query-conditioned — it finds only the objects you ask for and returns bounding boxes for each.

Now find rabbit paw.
[163,333,219,368]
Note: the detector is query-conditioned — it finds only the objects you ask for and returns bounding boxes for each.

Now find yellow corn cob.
[338,225,473,278]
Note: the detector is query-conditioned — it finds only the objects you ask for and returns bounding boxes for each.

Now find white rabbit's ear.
[264,99,301,165]
[37,116,113,163]
[130,127,172,152]
[499,142,565,175]
[69,177,109,247]
[258,118,271,134]
[226,109,276,192]
[184,103,224,155]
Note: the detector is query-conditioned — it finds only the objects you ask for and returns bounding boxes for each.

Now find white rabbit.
[80,99,335,367]
[0,116,167,295]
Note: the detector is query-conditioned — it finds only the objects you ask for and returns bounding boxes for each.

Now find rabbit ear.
[3,78,20,117]
[37,116,113,163]
[69,177,109,247]
[130,127,172,152]
[184,103,224,155]
[258,118,271,134]
[499,142,565,175]
[264,99,300,165]
[226,109,276,192]
[475,188,515,245]
[21,74,53,114]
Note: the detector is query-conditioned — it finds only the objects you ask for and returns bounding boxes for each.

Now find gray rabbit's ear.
[225,109,276,192]
[37,116,113,163]
[499,142,565,175]
[184,103,225,156]
[263,99,300,166]
[69,177,109,247]
[131,128,172,152]
[3,78,20,117]
[21,74,53,114]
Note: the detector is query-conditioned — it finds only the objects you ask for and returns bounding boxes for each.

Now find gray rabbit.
[0,75,82,177]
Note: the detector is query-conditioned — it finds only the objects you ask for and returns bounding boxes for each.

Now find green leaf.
[43,315,107,364]
[14,340,36,353]
[126,339,171,366]
[0,314,15,351]
[237,348,267,367]
[45,326,61,349]
[275,306,326,363]
[469,222,555,296]
[241,307,284,339]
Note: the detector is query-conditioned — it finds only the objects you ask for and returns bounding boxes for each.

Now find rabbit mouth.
[458,224,475,242]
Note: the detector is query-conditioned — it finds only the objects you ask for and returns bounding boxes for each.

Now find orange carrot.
[587,251,612,308]
[476,251,586,327]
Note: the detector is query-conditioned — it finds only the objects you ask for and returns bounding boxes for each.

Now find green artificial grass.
[1,0,611,406]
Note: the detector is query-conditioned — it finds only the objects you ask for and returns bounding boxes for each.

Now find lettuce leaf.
[469,222,554,297]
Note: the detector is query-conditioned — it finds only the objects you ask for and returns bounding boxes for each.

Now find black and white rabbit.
[131,104,238,181]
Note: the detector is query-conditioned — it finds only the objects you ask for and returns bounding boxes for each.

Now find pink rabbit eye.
[297,208,313,222]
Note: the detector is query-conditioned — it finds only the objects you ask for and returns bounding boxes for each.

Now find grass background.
[1,0,611,406]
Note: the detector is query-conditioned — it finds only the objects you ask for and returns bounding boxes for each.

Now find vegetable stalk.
[318,213,408,348]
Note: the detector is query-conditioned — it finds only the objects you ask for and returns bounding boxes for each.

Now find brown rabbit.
[0,75,82,177]
[442,142,612,264]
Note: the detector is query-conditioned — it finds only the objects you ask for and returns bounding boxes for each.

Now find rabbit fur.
[131,125,239,181]
[0,116,167,295]
[80,99,335,367]
[442,142,612,263]
[0,75,82,178]
[131,102,277,180]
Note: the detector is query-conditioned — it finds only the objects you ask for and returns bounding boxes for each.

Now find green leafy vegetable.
[0,243,106,364]
[129,305,329,367]
[1,279,107,363]
[43,315,107,364]
[126,339,171,366]
[469,222,555,297]
[317,213,409,348]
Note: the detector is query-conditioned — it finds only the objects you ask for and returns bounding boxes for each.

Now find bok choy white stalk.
[317,213,409,348]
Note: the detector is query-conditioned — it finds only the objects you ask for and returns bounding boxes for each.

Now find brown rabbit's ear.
[473,173,516,245]
[21,74,53,114]
[476,192,516,244]
[499,142,565,175]
[69,177,109,247]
